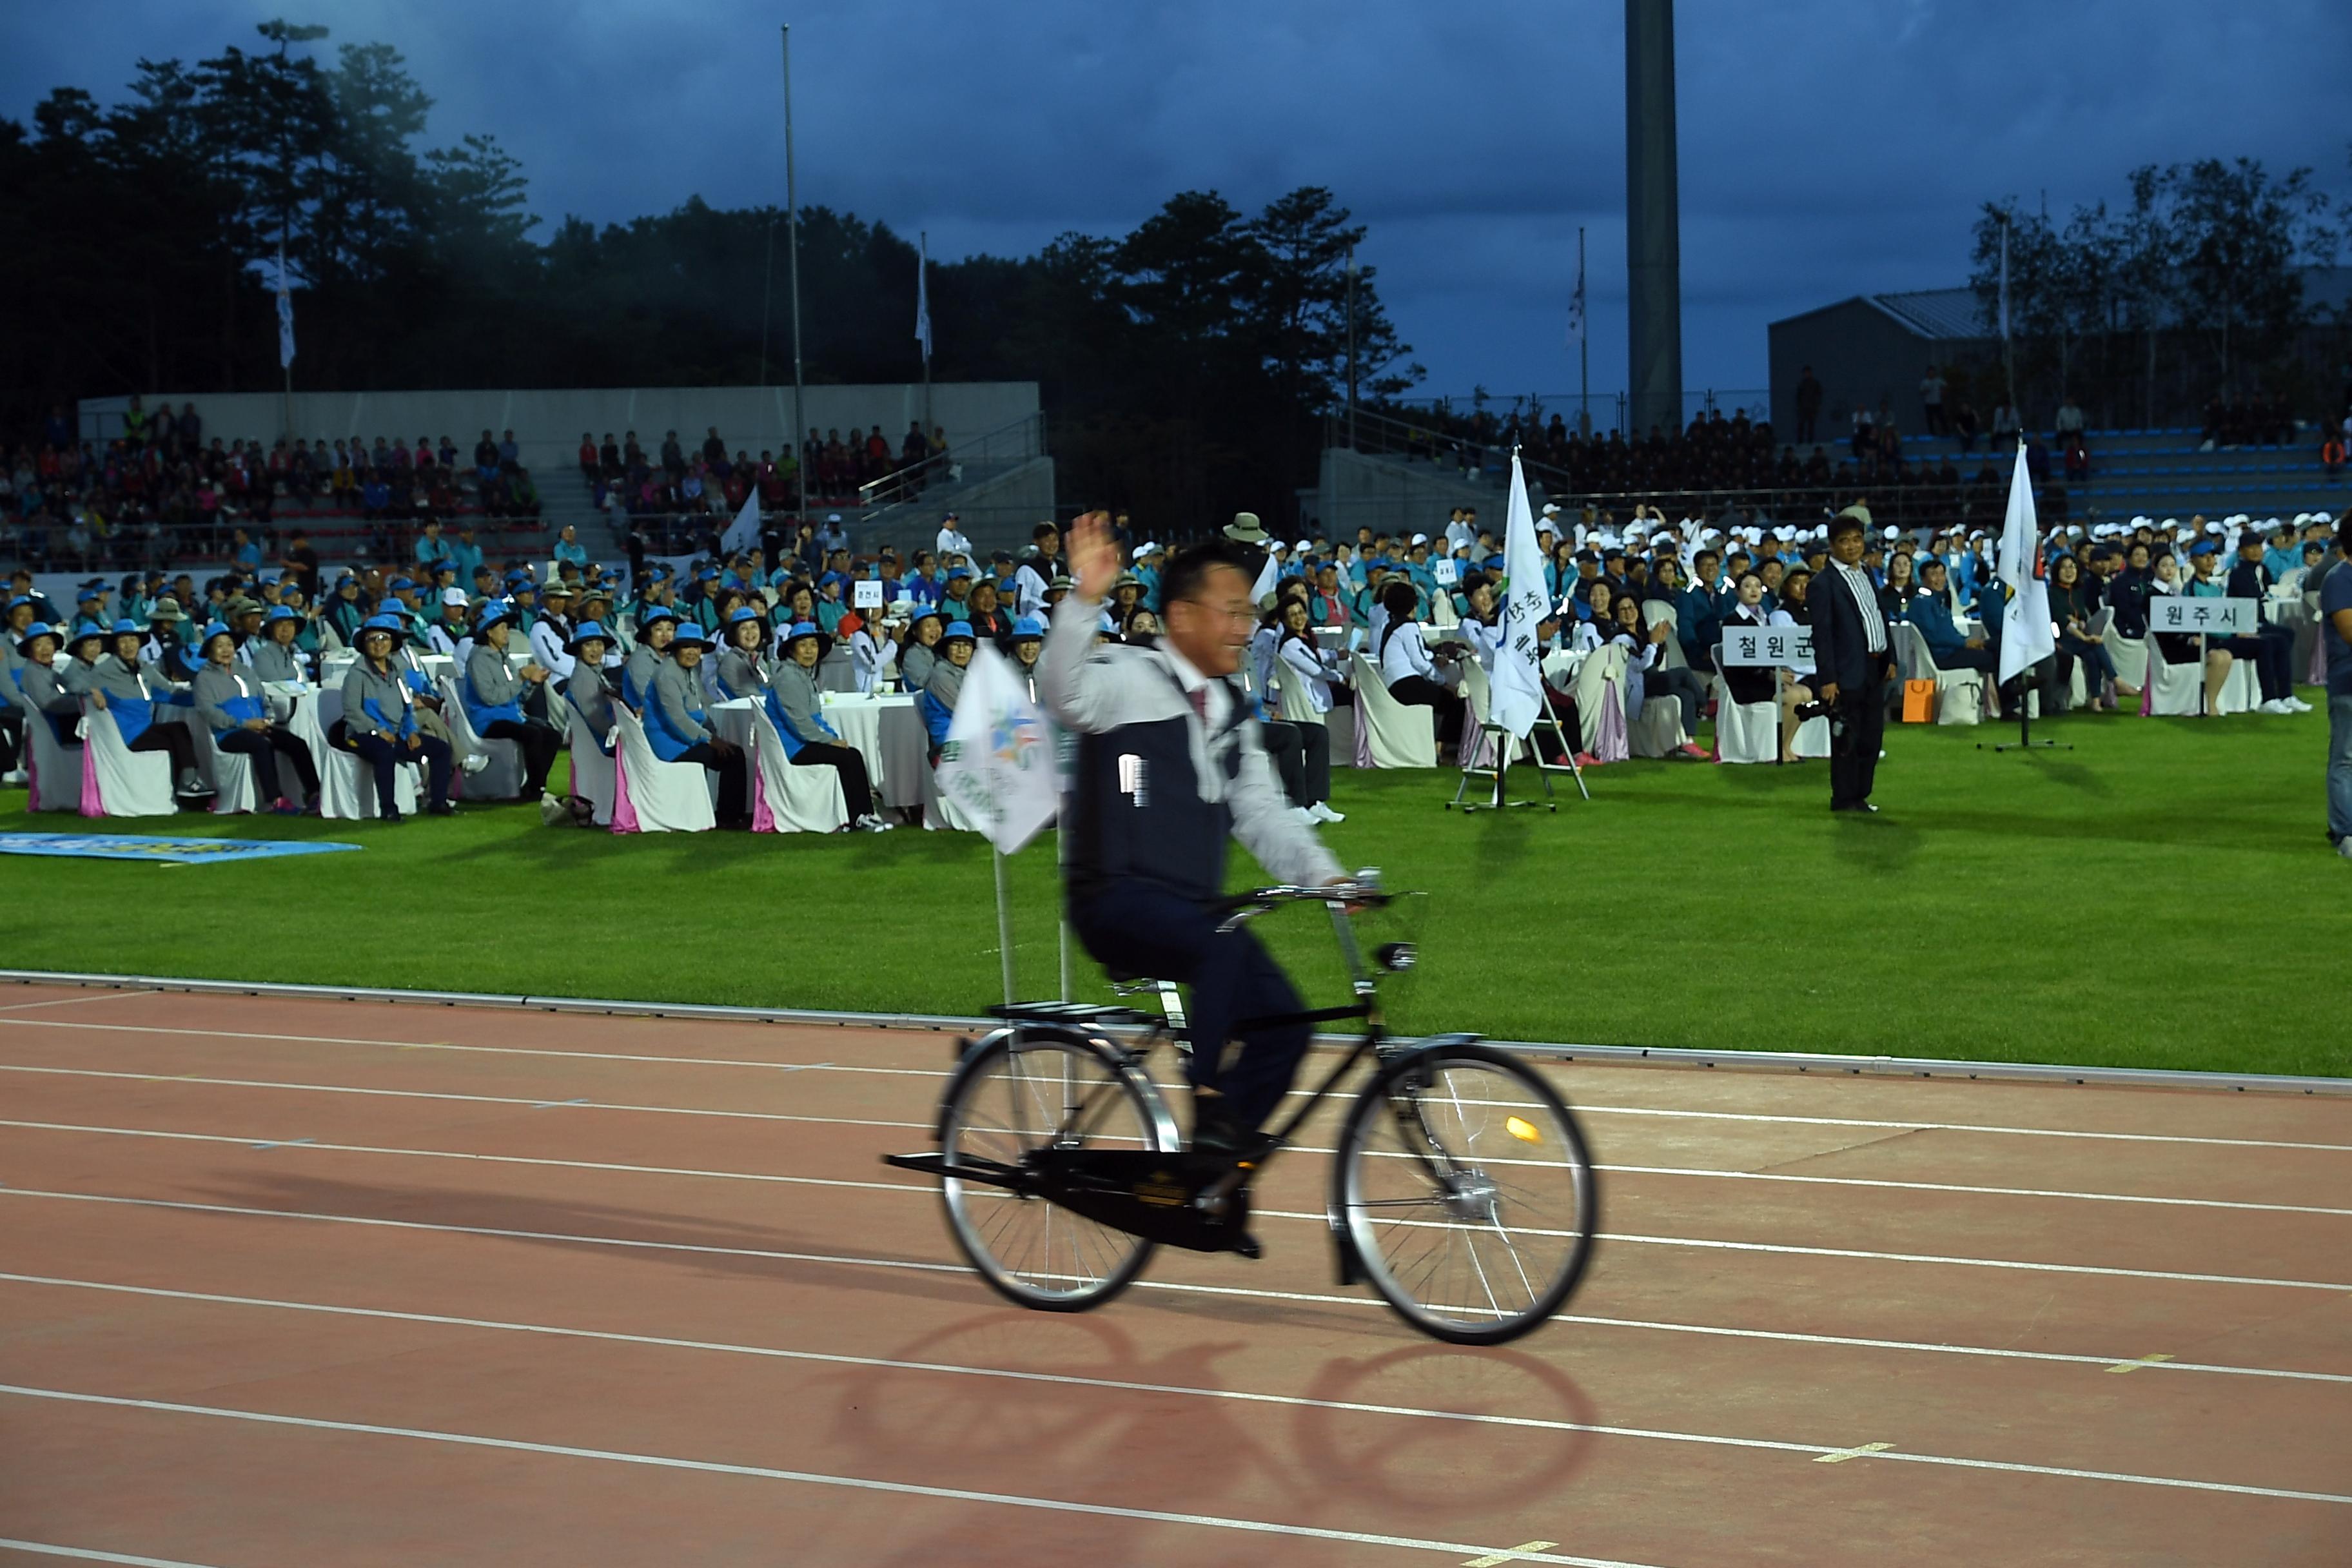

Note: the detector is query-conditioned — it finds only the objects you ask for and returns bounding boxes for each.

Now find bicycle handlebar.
[1215,875,1395,918]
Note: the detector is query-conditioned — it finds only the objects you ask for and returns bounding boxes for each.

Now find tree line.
[0,19,1420,527]
[1965,153,2349,430]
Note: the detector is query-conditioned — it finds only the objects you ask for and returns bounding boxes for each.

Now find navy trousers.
[1071,884,1311,1133]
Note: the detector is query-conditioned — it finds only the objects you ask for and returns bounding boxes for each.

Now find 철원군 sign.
[1719,624,1814,666]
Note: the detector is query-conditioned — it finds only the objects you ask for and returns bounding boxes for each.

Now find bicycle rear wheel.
[939,1028,1170,1311]
[1333,1043,1598,1344]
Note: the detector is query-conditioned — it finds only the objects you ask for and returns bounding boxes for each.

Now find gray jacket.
[649,659,711,745]
[565,662,615,732]
[246,638,306,682]
[89,654,164,703]
[19,658,82,716]
[900,641,937,694]
[58,654,106,698]
[924,658,965,710]
[342,661,417,739]
[772,658,827,742]
[1038,592,1338,890]
[466,642,525,709]
[622,644,662,709]
[714,646,769,703]
[192,662,268,733]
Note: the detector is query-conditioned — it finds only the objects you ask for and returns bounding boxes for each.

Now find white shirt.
[1277,635,1339,714]
[1159,638,1233,732]
[1379,620,1438,685]
[1012,562,1050,619]
[1828,558,1888,654]
[936,525,972,560]
[530,618,575,680]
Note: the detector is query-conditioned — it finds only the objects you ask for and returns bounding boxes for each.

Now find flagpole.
[1577,226,1589,438]
[991,847,1017,1006]
[781,24,806,522]
[919,231,933,442]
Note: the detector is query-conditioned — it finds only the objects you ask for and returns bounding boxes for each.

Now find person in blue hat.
[622,603,676,710]
[0,600,34,781]
[1007,614,1046,692]
[898,608,943,694]
[463,600,560,799]
[645,622,750,826]
[768,618,887,828]
[246,605,311,683]
[917,620,975,763]
[15,622,84,745]
[560,620,618,748]
[340,616,455,822]
[66,620,208,803]
[194,620,320,812]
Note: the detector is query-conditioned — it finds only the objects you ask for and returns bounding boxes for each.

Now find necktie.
[1188,687,1208,723]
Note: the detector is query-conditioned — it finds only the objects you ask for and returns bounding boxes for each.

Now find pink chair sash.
[1592,685,1630,763]
[78,730,104,817]
[609,743,642,833]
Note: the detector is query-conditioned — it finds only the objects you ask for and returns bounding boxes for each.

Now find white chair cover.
[1711,677,1777,764]
[1429,592,1461,631]
[2107,632,2149,693]
[1892,622,1983,727]
[562,705,617,827]
[748,705,850,834]
[816,646,861,693]
[438,676,522,800]
[1628,687,1688,757]
[610,705,715,834]
[921,750,980,831]
[1791,712,1832,758]
[298,694,418,820]
[81,705,178,818]
[190,718,260,814]
[2213,658,2260,715]
[15,689,84,812]
[2141,636,2204,717]
[1347,653,1438,769]
[1567,643,1629,759]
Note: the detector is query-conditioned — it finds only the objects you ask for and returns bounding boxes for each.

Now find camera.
[1793,698,1834,723]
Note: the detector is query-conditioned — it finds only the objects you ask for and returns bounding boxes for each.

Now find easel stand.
[1447,716,1585,812]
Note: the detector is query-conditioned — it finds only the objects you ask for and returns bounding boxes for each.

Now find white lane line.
[1464,1543,1560,1567]
[0,991,154,1015]
[10,1018,2349,1152]
[11,1066,2349,1219]
[0,1540,226,1567]
[8,1362,2349,1511]
[10,1115,2351,1294]
[0,1383,1669,1568]
[1815,1442,1896,1464]
[8,1186,2352,1389]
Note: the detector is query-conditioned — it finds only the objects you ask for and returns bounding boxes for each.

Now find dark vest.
[1068,673,1247,907]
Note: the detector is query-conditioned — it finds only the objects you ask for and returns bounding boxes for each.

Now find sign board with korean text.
[853,578,885,609]
[2148,597,2254,636]
[1718,625,1814,667]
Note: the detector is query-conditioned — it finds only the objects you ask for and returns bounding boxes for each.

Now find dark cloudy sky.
[8,1,2347,407]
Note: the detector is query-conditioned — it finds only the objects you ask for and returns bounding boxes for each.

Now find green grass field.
[2,703,2344,1079]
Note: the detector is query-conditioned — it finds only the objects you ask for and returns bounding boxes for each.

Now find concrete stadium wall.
[1309,447,1534,542]
[77,382,1041,482]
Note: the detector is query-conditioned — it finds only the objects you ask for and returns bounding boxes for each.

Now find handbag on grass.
[1901,679,1936,723]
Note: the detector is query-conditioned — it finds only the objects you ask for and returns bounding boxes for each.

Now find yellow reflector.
[1505,1116,1542,1144]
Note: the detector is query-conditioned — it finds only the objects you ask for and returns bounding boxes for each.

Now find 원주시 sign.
[2148,597,2254,636]
[1719,625,1814,666]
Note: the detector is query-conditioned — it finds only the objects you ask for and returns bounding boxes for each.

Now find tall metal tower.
[1625,0,1683,437]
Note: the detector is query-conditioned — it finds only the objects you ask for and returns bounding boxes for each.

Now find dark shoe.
[381,807,405,825]
[1189,1095,1251,1159]
[1228,1231,1263,1260]
[425,801,459,817]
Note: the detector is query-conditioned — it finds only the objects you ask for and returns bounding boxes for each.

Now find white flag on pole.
[1995,437,2054,685]
[720,484,760,556]
[915,233,932,364]
[936,641,1060,854]
[1487,451,1550,739]
[1249,549,1280,607]
[275,247,296,369]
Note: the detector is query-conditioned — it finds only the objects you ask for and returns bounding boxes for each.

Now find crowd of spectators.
[2,398,548,576]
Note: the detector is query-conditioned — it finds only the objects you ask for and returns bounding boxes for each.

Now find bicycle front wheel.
[1334,1043,1598,1344]
[939,1028,1171,1312]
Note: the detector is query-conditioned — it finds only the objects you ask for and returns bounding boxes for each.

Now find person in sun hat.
[463,599,561,799]
[645,621,750,827]
[917,619,975,762]
[559,619,619,747]
[529,580,577,676]
[76,616,208,800]
[15,621,86,745]
[622,602,678,710]
[769,618,888,828]
[194,618,320,812]
[342,614,455,823]
[244,605,311,683]
[897,607,944,695]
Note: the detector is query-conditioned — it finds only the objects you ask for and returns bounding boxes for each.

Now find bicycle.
[883,877,1600,1345]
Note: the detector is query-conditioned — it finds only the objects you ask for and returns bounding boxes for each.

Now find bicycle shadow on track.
[822,1312,1601,1567]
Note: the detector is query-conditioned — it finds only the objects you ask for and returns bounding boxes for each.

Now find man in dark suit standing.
[1811,505,1895,814]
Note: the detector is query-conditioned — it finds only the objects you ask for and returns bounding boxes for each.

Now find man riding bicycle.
[1040,511,1346,1158]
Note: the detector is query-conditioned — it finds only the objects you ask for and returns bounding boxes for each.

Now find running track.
[0,983,2346,1567]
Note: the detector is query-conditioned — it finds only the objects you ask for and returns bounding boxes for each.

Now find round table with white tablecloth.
[818,691,929,809]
